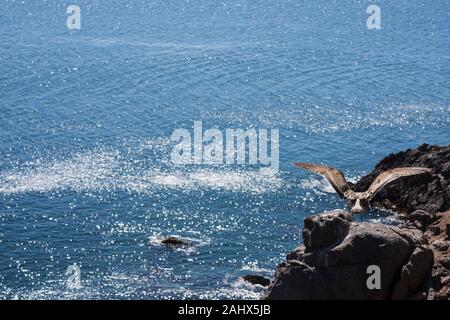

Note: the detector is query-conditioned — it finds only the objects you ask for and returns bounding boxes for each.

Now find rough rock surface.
[424,211,450,300]
[391,246,434,299]
[264,211,432,300]
[354,143,450,214]
[264,144,449,300]
[302,210,351,249]
[354,144,449,299]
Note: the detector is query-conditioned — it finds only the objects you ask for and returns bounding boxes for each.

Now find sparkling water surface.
[0,0,449,299]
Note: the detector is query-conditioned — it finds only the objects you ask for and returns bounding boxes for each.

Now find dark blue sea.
[0,0,449,299]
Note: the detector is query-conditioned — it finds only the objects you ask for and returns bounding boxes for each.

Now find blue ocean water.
[0,0,449,299]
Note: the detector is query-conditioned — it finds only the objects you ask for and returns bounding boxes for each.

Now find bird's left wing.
[365,167,431,200]
[293,162,352,198]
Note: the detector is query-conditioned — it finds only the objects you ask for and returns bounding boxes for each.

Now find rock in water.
[264,211,433,300]
[242,275,271,287]
[161,236,188,247]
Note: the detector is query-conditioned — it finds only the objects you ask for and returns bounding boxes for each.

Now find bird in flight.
[293,162,431,216]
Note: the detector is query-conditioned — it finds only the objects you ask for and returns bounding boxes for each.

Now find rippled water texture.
[0,0,449,299]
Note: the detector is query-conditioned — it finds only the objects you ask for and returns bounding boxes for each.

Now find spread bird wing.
[293,162,352,198]
[365,167,432,200]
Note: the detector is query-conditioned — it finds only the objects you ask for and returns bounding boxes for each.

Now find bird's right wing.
[365,167,432,200]
[293,162,352,198]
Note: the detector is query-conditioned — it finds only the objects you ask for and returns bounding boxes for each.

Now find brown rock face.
[264,211,432,300]
[391,246,434,299]
[354,144,450,214]
[353,144,449,300]
[302,210,352,249]
[424,211,450,300]
[264,144,449,300]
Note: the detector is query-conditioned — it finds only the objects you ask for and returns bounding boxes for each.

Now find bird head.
[350,198,367,214]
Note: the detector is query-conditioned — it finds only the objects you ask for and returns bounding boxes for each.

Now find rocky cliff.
[264,144,450,300]
[354,143,450,214]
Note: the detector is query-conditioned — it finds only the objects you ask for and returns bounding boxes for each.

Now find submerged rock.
[242,274,271,287]
[161,236,188,247]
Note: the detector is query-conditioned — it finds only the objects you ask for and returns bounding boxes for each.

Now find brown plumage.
[293,162,431,215]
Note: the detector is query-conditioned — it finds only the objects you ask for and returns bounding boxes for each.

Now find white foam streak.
[0,148,283,195]
[0,151,119,194]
